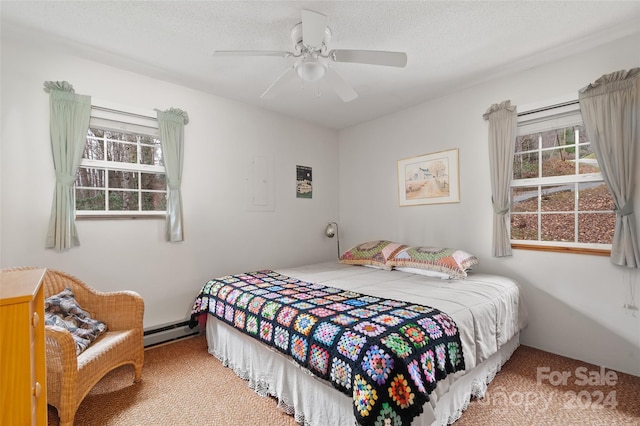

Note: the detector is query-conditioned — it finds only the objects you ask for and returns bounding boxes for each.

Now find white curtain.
[156,108,189,242]
[579,68,640,268]
[43,81,91,250]
[483,100,517,257]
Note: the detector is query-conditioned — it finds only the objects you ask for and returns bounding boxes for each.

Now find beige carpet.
[48,335,296,426]
[48,335,640,425]
[457,345,640,426]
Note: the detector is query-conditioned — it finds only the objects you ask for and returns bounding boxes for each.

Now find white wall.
[0,38,340,328]
[338,33,640,376]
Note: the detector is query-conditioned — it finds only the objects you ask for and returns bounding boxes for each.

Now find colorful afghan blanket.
[189,270,465,426]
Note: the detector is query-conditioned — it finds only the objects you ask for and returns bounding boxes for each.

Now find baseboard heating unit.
[143,320,199,348]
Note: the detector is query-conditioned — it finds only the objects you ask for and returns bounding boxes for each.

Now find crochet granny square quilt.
[190,270,465,426]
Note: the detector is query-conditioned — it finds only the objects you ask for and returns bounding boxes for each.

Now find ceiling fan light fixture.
[216,9,405,102]
[296,58,326,82]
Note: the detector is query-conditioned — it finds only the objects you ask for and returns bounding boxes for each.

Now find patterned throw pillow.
[339,240,407,270]
[44,288,108,355]
[389,246,479,279]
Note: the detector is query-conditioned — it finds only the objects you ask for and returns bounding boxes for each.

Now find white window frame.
[75,100,166,219]
[510,97,613,252]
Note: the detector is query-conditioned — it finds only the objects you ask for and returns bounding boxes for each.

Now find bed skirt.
[205,314,520,426]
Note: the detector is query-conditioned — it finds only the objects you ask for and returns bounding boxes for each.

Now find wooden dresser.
[1,268,48,425]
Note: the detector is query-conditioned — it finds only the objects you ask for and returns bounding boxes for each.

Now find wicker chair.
[9,267,144,426]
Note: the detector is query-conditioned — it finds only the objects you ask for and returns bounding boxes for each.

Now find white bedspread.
[276,262,528,371]
[204,262,528,426]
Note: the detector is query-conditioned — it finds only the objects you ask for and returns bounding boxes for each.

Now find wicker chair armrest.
[45,326,78,374]
[81,290,145,331]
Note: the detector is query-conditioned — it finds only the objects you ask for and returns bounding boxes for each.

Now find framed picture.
[296,165,312,199]
[397,148,460,206]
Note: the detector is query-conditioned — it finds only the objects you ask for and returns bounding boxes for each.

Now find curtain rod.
[91,105,157,121]
[517,99,579,117]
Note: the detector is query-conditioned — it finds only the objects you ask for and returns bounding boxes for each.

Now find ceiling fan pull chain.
[317,82,321,97]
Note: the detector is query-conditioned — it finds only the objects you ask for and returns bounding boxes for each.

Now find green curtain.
[43,81,91,250]
[579,68,640,268]
[483,100,517,257]
[156,108,189,242]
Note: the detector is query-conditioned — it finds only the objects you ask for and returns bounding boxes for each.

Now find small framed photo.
[296,165,312,199]
[397,148,460,206]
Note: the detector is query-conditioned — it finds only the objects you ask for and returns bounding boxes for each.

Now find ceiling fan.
[213,9,408,102]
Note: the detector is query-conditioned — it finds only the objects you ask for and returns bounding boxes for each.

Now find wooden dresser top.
[0,269,46,305]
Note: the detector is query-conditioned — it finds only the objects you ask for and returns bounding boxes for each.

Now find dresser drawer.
[1,268,47,426]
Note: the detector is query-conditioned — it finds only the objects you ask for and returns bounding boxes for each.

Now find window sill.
[76,212,165,220]
[511,243,611,256]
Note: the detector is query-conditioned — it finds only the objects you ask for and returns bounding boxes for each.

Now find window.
[510,101,614,253]
[75,105,166,217]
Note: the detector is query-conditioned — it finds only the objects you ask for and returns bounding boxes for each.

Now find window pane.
[552,127,577,148]
[76,189,105,210]
[578,213,615,244]
[76,167,105,188]
[511,187,538,212]
[142,192,166,211]
[511,214,538,240]
[108,170,138,189]
[141,173,166,190]
[107,141,137,163]
[513,152,539,179]
[108,130,138,143]
[541,213,574,242]
[541,149,575,177]
[551,127,576,158]
[138,134,156,144]
[108,191,139,211]
[515,134,538,154]
[140,143,164,166]
[539,129,556,148]
[577,143,601,174]
[90,128,105,138]
[578,182,614,211]
[84,136,104,160]
[576,124,588,143]
[541,185,574,212]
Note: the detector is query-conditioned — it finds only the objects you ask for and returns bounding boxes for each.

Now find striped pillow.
[339,240,407,270]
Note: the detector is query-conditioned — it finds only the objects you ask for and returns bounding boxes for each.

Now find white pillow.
[395,266,453,280]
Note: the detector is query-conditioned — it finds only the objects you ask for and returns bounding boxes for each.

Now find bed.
[190,255,527,426]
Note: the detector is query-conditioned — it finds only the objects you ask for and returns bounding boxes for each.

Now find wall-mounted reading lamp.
[325,222,340,259]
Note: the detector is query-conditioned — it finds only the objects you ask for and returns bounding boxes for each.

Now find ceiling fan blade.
[214,50,292,58]
[323,67,358,102]
[301,9,328,47]
[328,49,408,67]
[260,65,297,99]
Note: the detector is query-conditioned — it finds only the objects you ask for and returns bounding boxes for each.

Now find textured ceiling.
[2,1,639,129]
